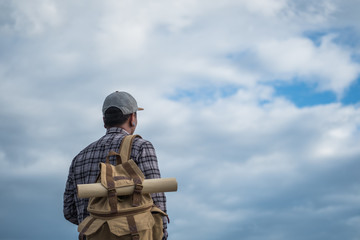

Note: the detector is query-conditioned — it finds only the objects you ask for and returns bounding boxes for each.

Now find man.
[63,91,167,239]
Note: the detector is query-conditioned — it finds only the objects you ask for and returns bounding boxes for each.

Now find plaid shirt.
[63,127,167,237]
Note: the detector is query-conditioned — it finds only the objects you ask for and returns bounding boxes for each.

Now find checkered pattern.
[63,127,167,237]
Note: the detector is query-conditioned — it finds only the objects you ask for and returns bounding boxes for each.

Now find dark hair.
[103,107,131,127]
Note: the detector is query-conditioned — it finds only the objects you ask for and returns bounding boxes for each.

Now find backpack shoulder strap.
[119,134,141,164]
[119,134,144,207]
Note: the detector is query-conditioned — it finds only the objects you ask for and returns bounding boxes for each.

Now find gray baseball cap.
[102,91,144,115]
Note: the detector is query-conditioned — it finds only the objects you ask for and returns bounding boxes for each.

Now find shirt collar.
[106,127,130,135]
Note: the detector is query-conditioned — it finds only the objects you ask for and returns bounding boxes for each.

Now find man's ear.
[103,117,107,128]
[130,113,135,127]
[130,113,137,126]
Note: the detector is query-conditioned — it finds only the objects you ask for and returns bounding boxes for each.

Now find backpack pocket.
[78,210,155,239]
[151,206,168,240]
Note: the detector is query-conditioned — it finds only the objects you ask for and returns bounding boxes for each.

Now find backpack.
[78,135,167,240]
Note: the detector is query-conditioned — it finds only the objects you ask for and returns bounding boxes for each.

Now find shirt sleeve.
[135,140,168,239]
[63,163,79,225]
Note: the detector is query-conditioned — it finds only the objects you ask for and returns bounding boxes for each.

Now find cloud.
[2,0,62,35]
[156,93,360,239]
[255,35,360,96]
[0,0,360,239]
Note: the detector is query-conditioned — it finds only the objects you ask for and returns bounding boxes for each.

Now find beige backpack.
[78,135,167,240]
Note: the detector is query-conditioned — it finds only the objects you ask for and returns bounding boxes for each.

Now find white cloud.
[256,35,360,96]
[0,0,360,239]
[3,150,70,177]
[10,0,62,35]
[285,0,336,25]
[242,0,287,17]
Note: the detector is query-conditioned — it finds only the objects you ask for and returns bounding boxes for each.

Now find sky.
[0,0,360,239]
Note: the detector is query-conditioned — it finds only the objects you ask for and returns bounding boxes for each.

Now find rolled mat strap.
[106,163,118,214]
[122,162,143,207]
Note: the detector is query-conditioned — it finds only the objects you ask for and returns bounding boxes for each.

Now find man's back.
[63,127,167,232]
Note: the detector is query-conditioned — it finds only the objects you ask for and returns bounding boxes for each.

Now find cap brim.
[138,107,144,111]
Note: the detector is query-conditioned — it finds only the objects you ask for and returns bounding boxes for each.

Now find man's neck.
[106,124,133,134]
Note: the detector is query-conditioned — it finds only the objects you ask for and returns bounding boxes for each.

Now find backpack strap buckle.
[131,232,140,240]
[107,188,116,197]
[134,183,143,193]
[107,187,118,213]
[131,178,143,206]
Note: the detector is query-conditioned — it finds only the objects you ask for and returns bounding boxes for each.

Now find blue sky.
[0,0,360,240]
